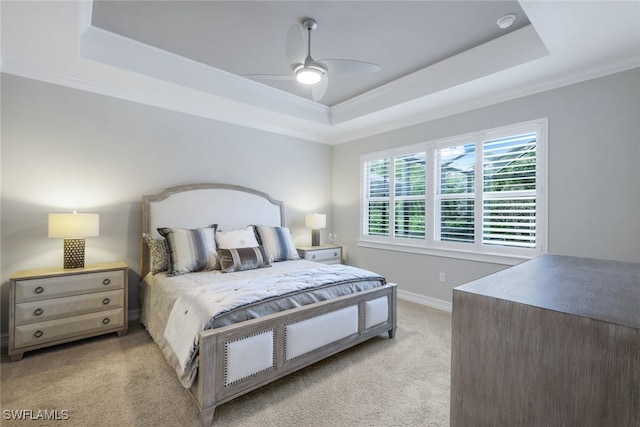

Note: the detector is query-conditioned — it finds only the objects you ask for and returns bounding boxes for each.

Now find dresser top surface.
[454,254,640,329]
[297,245,341,251]
[10,262,128,280]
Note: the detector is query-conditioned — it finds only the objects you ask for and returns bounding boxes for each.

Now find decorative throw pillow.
[142,233,169,274]
[215,226,259,249]
[217,246,271,273]
[253,225,300,263]
[157,225,219,275]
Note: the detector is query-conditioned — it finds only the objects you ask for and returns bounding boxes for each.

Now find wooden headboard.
[140,183,284,277]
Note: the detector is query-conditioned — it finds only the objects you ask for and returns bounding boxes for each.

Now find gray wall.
[1,74,333,334]
[332,68,640,302]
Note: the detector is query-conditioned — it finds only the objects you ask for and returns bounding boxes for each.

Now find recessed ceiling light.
[497,14,516,29]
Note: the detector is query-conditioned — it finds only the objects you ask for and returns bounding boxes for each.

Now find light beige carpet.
[1,300,451,426]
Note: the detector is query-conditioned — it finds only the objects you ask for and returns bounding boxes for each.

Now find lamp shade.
[49,213,99,238]
[305,213,326,229]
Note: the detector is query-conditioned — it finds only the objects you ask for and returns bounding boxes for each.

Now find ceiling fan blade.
[312,75,329,102]
[244,74,294,81]
[316,59,381,74]
[286,24,305,67]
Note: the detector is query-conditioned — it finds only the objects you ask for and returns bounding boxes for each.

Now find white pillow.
[216,226,259,249]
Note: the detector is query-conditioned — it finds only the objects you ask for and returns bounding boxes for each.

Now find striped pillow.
[157,225,219,275]
[254,225,300,263]
[218,246,271,273]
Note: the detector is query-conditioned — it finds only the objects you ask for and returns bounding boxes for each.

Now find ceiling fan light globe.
[296,67,323,85]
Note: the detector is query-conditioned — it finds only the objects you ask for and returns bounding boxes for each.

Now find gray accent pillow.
[218,246,271,273]
[142,233,169,274]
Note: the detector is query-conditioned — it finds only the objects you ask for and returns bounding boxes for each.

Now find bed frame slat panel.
[193,283,397,425]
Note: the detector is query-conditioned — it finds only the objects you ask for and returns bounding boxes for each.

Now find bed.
[139,183,398,426]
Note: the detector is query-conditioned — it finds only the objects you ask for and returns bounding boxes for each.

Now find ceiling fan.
[250,18,381,102]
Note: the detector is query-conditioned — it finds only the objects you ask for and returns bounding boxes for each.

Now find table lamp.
[49,212,99,269]
[305,213,326,247]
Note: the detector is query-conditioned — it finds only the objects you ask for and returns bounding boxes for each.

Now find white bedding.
[140,260,386,387]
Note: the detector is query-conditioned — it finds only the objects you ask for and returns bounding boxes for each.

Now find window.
[360,119,547,264]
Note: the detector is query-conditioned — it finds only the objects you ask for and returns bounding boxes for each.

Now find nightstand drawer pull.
[34,330,43,338]
[312,255,317,259]
[102,278,111,286]
[334,252,338,257]
[34,308,44,316]
[102,298,111,305]
[35,286,44,294]
[102,317,110,325]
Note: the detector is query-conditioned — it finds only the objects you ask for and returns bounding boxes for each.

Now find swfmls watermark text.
[3,409,70,421]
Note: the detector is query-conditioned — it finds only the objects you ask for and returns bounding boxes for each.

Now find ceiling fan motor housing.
[302,18,318,31]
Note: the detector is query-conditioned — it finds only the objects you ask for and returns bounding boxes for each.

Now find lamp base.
[63,238,86,269]
[311,229,320,247]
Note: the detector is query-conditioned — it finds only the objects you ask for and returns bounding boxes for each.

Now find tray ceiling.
[90,1,531,107]
[2,1,639,144]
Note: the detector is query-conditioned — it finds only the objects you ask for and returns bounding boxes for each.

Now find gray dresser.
[451,254,639,427]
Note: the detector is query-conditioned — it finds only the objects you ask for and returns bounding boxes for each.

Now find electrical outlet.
[439,272,446,282]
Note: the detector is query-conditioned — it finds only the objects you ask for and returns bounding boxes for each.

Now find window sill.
[357,240,533,266]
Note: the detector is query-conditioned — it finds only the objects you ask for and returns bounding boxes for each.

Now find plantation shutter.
[394,153,426,239]
[482,133,537,248]
[435,144,475,244]
[364,158,390,236]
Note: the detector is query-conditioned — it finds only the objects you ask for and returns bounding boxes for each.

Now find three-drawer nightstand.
[8,262,128,361]
[297,245,342,265]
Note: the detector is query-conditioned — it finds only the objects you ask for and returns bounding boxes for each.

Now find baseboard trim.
[1,308,142,353]
[397,289,452,313]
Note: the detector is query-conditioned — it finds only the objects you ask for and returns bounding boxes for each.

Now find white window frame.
[359,119,548,265]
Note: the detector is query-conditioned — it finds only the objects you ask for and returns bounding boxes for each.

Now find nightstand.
[8,262,128,361]
[297,245,342,265]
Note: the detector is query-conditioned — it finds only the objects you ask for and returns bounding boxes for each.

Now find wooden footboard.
[189,283,398,427]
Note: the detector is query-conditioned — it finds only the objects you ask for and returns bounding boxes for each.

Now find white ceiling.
[1,1,639,144]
